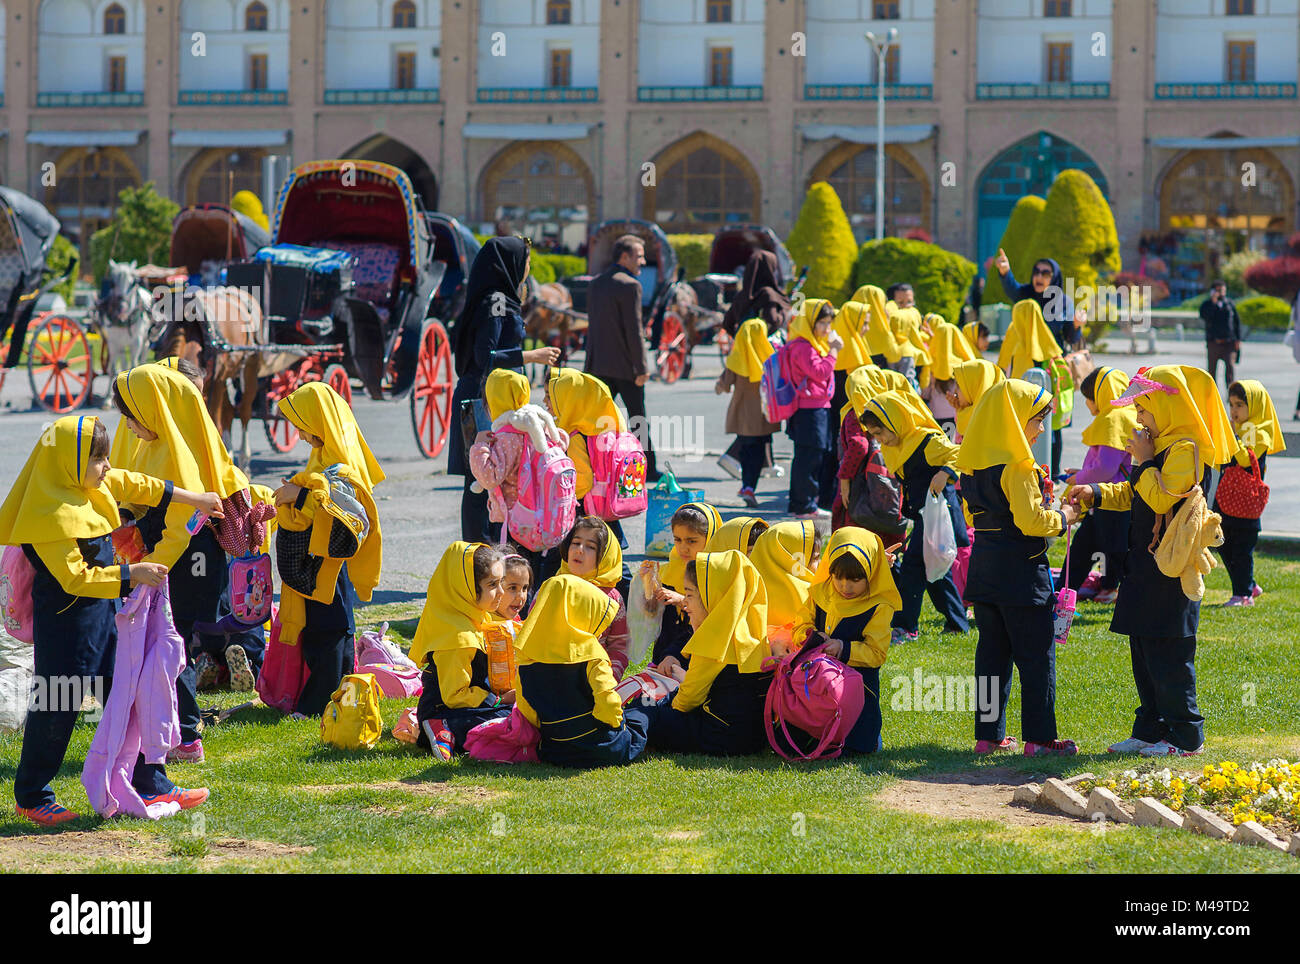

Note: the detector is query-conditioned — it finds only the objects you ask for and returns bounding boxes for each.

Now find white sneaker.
[793,507,831,520]
[762,465,786,479]
[716,454,742,479]
[1106,736,1156,754]
[1138,739,1204,757]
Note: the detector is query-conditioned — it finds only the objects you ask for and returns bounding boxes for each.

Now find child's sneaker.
[1024,739,1078,757]
[761,464,785,479]
[974,737,1017,754]
[1092,588,1119,605]
[1075,571,1102,600]
[167,739,204,764]
[421,719,455,761]
[793,507,831,520]
[1107,736,1156,754]
[224,644,255,692]
[738,486,759,509]
[716,453,742,480]
[193,652,221,691]
[1223,595,1254,608]
[140,787,210,810]
[16,801,79,827]
[1139,740,1204,757]
[890,628,918,646]
[1250,584,1263,600]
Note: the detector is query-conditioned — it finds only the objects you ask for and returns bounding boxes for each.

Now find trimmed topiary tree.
[666,234,713,280]
[985,195,1046,305]
[1243,232,1300,302]
[852,237,977,325]
[1236,294,1294,331]
[1023,169,1120,303]
[786,181,858,302]
[88,182,179,284]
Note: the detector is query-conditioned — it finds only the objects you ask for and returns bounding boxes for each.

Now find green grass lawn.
[3,542,1299,873]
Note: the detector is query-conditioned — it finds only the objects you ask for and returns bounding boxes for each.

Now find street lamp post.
[864,28,898,242]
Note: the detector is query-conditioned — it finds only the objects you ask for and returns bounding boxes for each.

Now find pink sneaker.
[1092,588,1118,605]
[421,719,455,761]
[167,739,204,764]
[974,737,1018,754]
[1024,739,1078,757]
[1250,584,1263,600]
[1223,595,1254,608]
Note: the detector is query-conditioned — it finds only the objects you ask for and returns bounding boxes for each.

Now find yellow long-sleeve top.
[918,434,960,475]
[672,655,727,713]
[34,469,169,598]
[569,435,594,501]
[1093,440,1198,516]
[961,459,1066,536]
[516,658,624,730]
[791,596,894,669]
[432,647,493,710]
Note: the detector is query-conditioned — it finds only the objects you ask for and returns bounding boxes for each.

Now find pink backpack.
[354,624,423,698]
[764,634,865,760]
[1,545,36,643]
[585,431,648,520]
[464,705,541,764]
[229,553,273,626]
[494,425,577,551]
[255,606,310,713]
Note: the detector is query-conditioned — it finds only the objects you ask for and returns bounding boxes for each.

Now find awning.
[800,123,935,144]
[27,129,144,146]
[462,122,594,141]
[171,129,290,148]
[1151,135,1300,149]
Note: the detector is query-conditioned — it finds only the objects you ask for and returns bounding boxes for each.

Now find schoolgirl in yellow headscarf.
[927,322,978,382]
[1111,365,1239,470]
[852,284,902,362]
[1227,379,1285,462]
[955,378,1052,476]
[789,298,833,356]
[558,517,623,588]
[831,301,872,372]
[998,299,1063,378]
[750,520,818,633]
[412,542,493,670]
[952,359,1006,438]
[724,318,775,382]
[858,389,948,474]
[963,320,984,353]
[840,364,913,420]
[516,574,614,667]
[1080,366,1139,452]
[680,550,769,673]
[546,367,625,499]
[799,527,901,644]
[484,368,532,421]
[706,516,768,555]
[890,306,932,363]
[658,500,722,591]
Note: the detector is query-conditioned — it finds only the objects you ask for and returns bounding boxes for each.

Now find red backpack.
[1215,450,1269,519]
[764,634,865,760]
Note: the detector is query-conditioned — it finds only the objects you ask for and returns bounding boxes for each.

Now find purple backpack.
[760,346,800,424]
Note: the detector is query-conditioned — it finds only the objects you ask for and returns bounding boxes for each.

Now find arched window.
[47,147,140,265]
[184,148,268,205]
[809,143,931,240]
[103,3,126,34]
[245,2,268,31]
[642,132,760,234]
[481,141,592,232]
[393,0,416,28]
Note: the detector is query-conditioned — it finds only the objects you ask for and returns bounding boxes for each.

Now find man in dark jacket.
[586,234,658,479]
[994,249,1086,349]
[1200,280,1241,392]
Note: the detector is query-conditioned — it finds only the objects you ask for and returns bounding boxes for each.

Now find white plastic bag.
[921,492,959,583]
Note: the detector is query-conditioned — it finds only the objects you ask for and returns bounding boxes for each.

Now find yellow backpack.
[320,673,383,750]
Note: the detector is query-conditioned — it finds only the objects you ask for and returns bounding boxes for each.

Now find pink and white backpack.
[1,545,36,643]
[494,425,577,551]
[764,634,865,760]
[585,430,648,520]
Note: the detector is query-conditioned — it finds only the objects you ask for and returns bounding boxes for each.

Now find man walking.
[586,234,658,479]
[1200,280,1242,392]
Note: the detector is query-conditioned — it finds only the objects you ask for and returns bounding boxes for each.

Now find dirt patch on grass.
[874,768,1098,830]
[205,837,314,861]
[0,830,312,871]
[658,830,702,841]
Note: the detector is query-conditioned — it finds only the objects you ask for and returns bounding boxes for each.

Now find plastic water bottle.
[1053,587,1076,646]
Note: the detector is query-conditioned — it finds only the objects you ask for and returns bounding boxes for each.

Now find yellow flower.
[1209,774,1228,791]
[1130,779,1140,791]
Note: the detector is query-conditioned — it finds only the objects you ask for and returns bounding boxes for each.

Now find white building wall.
[37,0,147,94]
[1155,0,1300,83]
[476,0,600,88]
[324,0,442,90]
[637,0,765,87]
[178,0,290,91]
[804,0,936,86]
[976,0,1113,84]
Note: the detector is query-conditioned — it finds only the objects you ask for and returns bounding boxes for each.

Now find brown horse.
[522,281,585,381]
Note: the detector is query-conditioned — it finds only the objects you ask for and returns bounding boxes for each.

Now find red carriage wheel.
[323,363,352,404]
[657,312,688,385]
[411,321,453,459]
[28,314,93,413]
[262,364,305,452]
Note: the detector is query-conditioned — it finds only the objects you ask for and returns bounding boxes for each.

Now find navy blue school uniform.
[812,604,885,754]
[415,648,510,749]
[1065,505,1130,592]
[644,665,772,756]
[893,435,970,634]
[1213,453,1265,598]
[787,405,834,513]
[651,601,693,667]
[516,663,649,768]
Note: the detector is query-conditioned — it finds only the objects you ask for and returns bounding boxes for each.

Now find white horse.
[99,260,157,390]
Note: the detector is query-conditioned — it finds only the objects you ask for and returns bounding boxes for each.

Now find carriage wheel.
[323,363,353,405]
[411,321,453,459]
[657,312,688,385]
[28,314,93,413]
[262,365,305,452]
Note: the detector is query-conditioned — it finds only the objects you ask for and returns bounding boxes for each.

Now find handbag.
[1214,449,1269,520]
[1053,525,1077,646]
[846,443,906,539]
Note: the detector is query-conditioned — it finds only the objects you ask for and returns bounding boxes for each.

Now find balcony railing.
[324,88,440,105]
[178,90,288,106]
[637,85,763,102]
[976,82,1110,99]
[476,86,598,103]
[1154,82,1297,99]
[804,83,933,100]
[36,91,144,107]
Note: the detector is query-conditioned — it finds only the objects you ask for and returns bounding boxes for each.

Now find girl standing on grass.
[715,318,781,508]
[785,298,842,519]
[832,365,911,534]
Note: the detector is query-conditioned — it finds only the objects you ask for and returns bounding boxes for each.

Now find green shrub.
[852,237,977,324]
[41,234,80,302]
[88,182,179,284]
[538,253,586,281]
[786,182,858,302]
[529,258,556,284]
[985,195,1046,306]
[1024,169,1120,300]
[667,234,712,280]
[1179,293,1209,311]
[1220,249,1267,298]
[1236,295,1293,332]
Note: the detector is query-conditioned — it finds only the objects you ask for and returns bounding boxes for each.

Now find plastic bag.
[921,492,958,583]
[625,562,663,668]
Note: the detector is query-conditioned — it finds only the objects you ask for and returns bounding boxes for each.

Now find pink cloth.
[464,705,541,763]
[600,586,630,679]
[1070,444,1131,485]
[951,529,975,603]
[785,339,836,409]
[469,428,528,523]
[81,584,185,820]
[211,488,276,557]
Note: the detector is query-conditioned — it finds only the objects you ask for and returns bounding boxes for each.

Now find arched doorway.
[342,134,438,210]
[182,147,268,204]
[479,140,593,251]
[642,131,761,234]
[46,146,141,267]
[1158,142,1295,299]
[975,131,1108,265]
[808,142,931,241]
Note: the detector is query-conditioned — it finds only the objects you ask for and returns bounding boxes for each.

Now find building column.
[933,0,974,258]
[145,1,174,198]
[8,0,35,191]
[764,0,800,231]
[1110,0,1152,270]
[440,0,474,218]
[289,1,322,165]
[599,0,636,222]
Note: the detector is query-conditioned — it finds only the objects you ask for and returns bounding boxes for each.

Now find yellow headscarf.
[859,389,944,474]
[659,501,722,590]
[1115,365,1240,468]
[724,318,775,383]
[484,369,532,421]
[411,541,494,667]
[516,574,616,666]
[750,520,817,627]
[953,359,1006,438]
[998,300,1062,378]
[110,365,245,498]
[890,306,932,365]
[852,284,900,360]
[841,365,913,421]
[962,321,983,353]
[683,550,769,671]
[789,298,833,357]
[557,518,623,588]
[546,367,625,435]
[831,301,872,371]
[0,415,120,545]
[926,323,977,382]
[1232,379,1285,456]
[809,528,902,629]
[706,516,767,554]
[955,378,1051,474]
[277,381,385,491]
[1080,366,1139,451]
